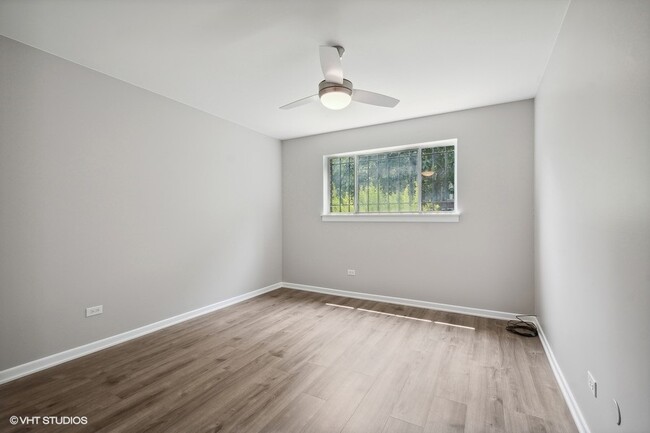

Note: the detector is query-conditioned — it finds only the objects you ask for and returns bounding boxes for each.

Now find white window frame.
[322,139,460,223]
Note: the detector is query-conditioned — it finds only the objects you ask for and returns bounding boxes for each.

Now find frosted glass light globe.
[320,89,352,110]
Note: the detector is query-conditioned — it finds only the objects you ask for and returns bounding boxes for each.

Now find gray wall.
[0,36,282,370]
[283,100,534,314]
[534,1,650,431]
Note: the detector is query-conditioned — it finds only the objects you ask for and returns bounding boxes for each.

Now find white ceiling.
[0,0,569,139]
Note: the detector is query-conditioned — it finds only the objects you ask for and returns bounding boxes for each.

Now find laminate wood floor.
[0,288,578,433]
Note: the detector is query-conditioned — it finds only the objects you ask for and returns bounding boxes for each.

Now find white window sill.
[321,212,461,223]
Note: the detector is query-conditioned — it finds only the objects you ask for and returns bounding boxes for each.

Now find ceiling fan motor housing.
[319,79,353,99]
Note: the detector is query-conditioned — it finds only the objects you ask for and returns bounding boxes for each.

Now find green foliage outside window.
[328,145,455,214]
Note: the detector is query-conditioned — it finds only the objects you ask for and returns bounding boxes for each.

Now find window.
[323,139,458,222]
[328,156,355,213]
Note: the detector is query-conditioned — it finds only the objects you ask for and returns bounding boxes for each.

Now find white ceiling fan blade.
[319,46,344,84]
[279,94,318,110]
[352,89,400,108]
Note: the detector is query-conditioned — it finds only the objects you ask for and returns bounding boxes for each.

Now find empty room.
[0,1,648,432]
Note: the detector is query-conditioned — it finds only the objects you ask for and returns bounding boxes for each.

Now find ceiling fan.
[280,46,400,111]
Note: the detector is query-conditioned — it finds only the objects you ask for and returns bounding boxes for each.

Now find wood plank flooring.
[0,288,578,433]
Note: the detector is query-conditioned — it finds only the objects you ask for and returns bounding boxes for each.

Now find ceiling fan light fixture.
[319,79,353,110]
[320,89,352,110]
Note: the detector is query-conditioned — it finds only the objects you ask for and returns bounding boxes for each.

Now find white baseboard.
[531,317,591,433]
[281,282,521,321]
[0,282,283,385]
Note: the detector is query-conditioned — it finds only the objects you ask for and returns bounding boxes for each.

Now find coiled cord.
[506,315,538,337]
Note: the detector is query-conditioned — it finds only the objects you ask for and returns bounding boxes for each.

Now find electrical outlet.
[587,371,597,398]
[347,269,356,276]
[86,305,103,317]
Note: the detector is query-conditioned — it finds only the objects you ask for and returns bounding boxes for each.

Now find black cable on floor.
[506,315,538,337]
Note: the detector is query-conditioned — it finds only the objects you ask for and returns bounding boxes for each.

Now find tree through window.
[326,140,456,215]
